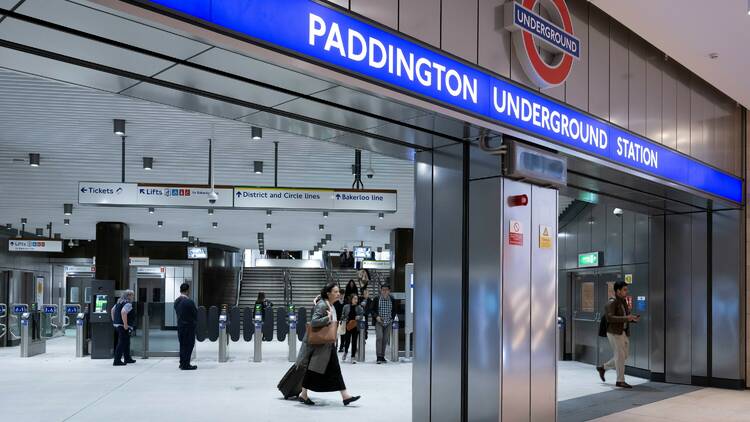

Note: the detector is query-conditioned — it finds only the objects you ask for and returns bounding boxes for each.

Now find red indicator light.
[508,194,528,207]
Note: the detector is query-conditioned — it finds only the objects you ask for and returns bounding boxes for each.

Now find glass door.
[137,277,179,357]
[572,271,598,365]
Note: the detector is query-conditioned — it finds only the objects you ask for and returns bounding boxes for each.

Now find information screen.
[94,295,108,314]
[187,246,208,259]
[353,247,371,259]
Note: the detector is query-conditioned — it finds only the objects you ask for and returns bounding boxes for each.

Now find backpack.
[598,314,608,337]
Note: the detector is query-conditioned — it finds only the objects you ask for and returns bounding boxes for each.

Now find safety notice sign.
[539,225,552,249]
[509,220,523,246]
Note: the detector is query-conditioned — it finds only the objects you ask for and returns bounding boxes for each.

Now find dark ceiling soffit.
[0,7,465,147]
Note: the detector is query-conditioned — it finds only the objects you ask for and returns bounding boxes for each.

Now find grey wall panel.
[689,82,705,161]
[577,207,592,254]
[430,145,464,422]
[399,0,441,47]
[605,205,622,267]
[587,6,609,120]
[509,33,537,90]
[413,151,433,422]
[690,212,708,377]
[564,0,589,111]
[645,56,663,143]
[712,209,743,380]
[558,228,567,270]
[325,0,349,8]
[609,22,629,129]
[649,216,665,374]
[675,76,692,154]
[632,263,650,369]
[441,0,478,62]
[628,35,647,136]
[661,64,678,150]
[665,213,691,384]
[635,213,649,264]
[565,223,578,269]
[478,0,510,78]
[530,186,557,422]
[701,95,716,170]
[622,209,635,265]
[468,177,502,422]
[351,0,398,28]
[591,204,606,254]
[501,179,532,422]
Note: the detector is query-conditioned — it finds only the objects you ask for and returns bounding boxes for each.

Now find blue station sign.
[141,0,742,203]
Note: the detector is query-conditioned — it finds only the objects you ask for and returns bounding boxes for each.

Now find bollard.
[218,314,229,362]
[287,311,297,362]
[75,313,87,357]
[252,307,262,362]
[389,316,399,363]
[356,315,366,362]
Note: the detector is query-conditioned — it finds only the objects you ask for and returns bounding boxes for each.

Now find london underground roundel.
[505,0,580,88]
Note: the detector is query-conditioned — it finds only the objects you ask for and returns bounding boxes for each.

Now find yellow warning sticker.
[539,225,552,249]
[625,274,633,284]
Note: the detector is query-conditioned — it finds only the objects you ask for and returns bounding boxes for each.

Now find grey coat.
[341,304,365,328]
[295,299,334,374]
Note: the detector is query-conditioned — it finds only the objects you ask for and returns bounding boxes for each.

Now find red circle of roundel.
[521,0,574,86]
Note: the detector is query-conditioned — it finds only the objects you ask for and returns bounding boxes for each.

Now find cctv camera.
[208,190,218,204]
[366,170,374,179]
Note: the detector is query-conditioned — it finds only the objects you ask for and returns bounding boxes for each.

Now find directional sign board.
[79,182,138,205]
[138,185,234,207]
[9,240,63,252]
[234,187,397,212]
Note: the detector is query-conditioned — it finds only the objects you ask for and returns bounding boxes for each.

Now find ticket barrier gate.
[0,304,6,345]
[20,308,46,357]
[356,315,366,363]
[41,304,59,339]
[64,304,87,357]
[218,311,229,363]
[252,304,262,363]
[9,304,27,346]
[287,306,297,362]
[389,316,400,363]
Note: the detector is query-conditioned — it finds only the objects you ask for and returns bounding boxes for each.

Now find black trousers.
[178,325,196,368]
[114,326,131,363]
[342,328,360,357]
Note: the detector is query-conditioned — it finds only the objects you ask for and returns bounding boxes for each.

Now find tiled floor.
[558,360,649,401]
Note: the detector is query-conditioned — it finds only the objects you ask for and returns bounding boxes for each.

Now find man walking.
[372,284,397,364]
[597,281,639,388]
[174,283,198,370]
[112,290,136,366]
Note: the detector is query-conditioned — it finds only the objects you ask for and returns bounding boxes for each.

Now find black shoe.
[125,358,136,364]
[596,366,606,382]
[615,381,633,389]
[301,398,315,406]
[343,396,361,406]
[180,365,197,370]
[113,361,126,366]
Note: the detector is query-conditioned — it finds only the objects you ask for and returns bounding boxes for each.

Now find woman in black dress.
[297,282,361,406]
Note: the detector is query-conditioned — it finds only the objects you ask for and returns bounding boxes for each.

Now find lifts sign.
[505,0,580,88]
[139,0,742,203]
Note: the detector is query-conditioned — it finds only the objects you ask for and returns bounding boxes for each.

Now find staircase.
[238,267,286,311]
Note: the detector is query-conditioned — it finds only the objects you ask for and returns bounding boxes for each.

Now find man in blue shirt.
[174,283,197,370]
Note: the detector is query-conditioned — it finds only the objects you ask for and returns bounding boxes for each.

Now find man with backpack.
[596,281,640,388]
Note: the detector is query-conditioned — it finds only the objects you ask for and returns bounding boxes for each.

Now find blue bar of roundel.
[146,0,211,20]
[513,4,579,58]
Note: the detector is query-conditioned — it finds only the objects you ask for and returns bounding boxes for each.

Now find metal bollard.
[75,313,87,357]
[218,314,229,362]
[389,316,399,363]
[287,311,297,362]
[356,315,366,362]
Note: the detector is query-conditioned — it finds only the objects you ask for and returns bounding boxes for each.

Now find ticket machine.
[88,280,115,359]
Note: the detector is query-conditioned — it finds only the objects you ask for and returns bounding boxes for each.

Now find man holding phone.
[597,281,640,388]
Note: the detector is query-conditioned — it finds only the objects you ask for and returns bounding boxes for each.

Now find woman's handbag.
[307,322,337,345]
[337,321,347,335]
[346,320,357,331]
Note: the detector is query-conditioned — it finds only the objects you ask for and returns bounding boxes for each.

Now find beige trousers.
[604,333,629,382]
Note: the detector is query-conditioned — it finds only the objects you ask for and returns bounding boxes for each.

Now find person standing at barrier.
[255,291,273,322]
[341,294,364,363]
[174,283,198,371]
[296,282,361,406]
[358,287,372,340]
[112,290,135,366]
[596,281,639,388]
[372,284,396,364]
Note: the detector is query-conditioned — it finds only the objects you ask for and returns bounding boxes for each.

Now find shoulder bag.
[306,321,337,345]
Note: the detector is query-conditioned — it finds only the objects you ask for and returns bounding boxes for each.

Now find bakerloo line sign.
[141,0,741,203]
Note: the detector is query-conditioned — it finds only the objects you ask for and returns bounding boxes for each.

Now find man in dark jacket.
[174,283,197,370]
[597,281,639,388]
[372,284,397,363]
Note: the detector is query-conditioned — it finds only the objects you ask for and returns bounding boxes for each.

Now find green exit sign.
[578,252,602,268]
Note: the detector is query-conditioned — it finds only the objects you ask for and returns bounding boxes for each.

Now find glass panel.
[579,282,595,312]
[146,301,179,354]
[84,287,92,303]
[130,301,144,355]
[606,281,615,300]
[69,287,80,303]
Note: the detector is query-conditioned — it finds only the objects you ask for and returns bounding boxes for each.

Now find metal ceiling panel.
[188,47,335,95]
[121,81,258,120]
[153,64,295,108]
[0,47,138,93]
[0,0,20,10]
[16,0,210,60]
[311,85,426,123]
[0,17,173,76]
[238,111,344,141]
[273,97,386,131]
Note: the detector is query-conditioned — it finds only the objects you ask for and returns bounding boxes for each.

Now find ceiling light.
[188,236,195,243]
[384,243,390,250]
[113,119,126,136]
[5,224,11,229]
[708,52,719,59]
[378,212,384,219]
[181,231,188,240]
[266,223,272,230]
[29,153,40,167]
[208,208,214,215]
[212,222,218,229]
[54,233,61,240]
[64,219,70,226]
[251,126,263,140]
[748,0,750,15]
[377,247,383,253]
[266,210,272,216]
[319,224,324,231]
[35,228,43,236]
[142,157,153,170]
[68,239,75,247]
[325,234,332,241]
[254,161,264,174]
[64,203,73,215]
[323,211,328,218]
[129,239,135,247]
[148,207,155,214]
[370,225,376,231]
[157,221,163,228]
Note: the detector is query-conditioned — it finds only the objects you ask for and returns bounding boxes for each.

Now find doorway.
[136,276,178,357]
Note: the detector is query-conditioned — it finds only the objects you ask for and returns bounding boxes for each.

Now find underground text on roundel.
[144,0,742,203]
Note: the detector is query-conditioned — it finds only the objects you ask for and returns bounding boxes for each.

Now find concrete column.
[95,222,129,291]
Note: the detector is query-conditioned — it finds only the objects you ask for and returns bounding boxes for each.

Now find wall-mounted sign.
[129,257,150,266]
[138,185,234,207]
[36,276,45,306]
[509,220,524,246]
[64,265,95,273]
[137,266,166,278]
[538,225,553,249]
[9,239,63,252]
[624,274,633,284]
[505,0,579,88]
[234,187,397,212]
[362,260,390,270]
[141,0,741,204]
[578,252,601,268]
[79,182,138,205]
